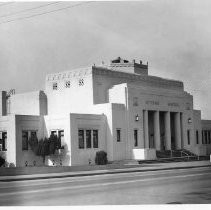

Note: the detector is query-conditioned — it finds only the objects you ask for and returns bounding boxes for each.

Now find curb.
[0,164,210,182]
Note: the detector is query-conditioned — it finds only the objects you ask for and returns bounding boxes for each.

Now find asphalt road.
[0,166,211,205]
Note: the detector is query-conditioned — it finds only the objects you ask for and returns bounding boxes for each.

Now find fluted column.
[144,110,149,148]
[175,112,181,149]
[154,111,160,150]
[164,111,171,150]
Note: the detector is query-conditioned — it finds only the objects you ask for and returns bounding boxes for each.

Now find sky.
[0,0,211,119]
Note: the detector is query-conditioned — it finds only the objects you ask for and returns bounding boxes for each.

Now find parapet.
[109,57,148,75]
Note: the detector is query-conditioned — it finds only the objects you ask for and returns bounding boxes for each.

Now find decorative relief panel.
[79,79,84,86]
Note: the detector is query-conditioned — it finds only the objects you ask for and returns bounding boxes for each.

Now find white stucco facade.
[0,57,211,167]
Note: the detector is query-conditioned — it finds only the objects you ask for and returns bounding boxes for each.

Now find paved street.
[0,166,211,205]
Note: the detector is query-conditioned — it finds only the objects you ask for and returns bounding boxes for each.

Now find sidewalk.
[0,160,210,182]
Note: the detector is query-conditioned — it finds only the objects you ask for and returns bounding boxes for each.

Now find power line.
[0,1,93,25]
[0,2,60,19]
[0,2,14,7]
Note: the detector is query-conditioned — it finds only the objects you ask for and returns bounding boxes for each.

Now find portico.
[143,110,182,151]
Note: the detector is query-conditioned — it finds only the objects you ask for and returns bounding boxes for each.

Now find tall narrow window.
[51,130,57,136]
[86,130,91,148]
[187,130,190,145]
[117,129,121,142]
[205,131,208,144]
[134,129,138,147]
[22,131,28,150]
[196,130,199,144]
[133,97,138,106]
[209,131,211,144]
[0,132,7,151]
[202,130,204,144]
[78,130,84,149]
[31,131,37,138]
[93,130,98,148]
[58,130,64,147]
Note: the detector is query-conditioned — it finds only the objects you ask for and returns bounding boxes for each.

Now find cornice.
[93,66,184,90]
[45,65,184,91]
[46,67,93,81]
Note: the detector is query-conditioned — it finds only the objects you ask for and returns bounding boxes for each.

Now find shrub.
[28,134,63,165]
[95,151,108,165]
[9,163,15,167]
[0,156,5,167]
[49,135,56,155]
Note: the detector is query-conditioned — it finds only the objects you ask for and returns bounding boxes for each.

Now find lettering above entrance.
[168,102,179,107]
[145,100,159,105]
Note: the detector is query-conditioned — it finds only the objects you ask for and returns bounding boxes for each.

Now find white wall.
[10,91,47,116]
[44,114,71,166]
[15,115,44,167]
[70,113,106,165]
[46,72,94,115]
[0,115,16,165]
[111,104,127,160]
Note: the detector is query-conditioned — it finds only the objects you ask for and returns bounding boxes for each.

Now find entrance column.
[175,112,181,149]
[164,111,171,150]
[154,111,161,150]
[143,110,149,148]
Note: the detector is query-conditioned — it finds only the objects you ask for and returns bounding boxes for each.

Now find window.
[196,130,199,144]
[209,131,211,144]
[78,130,84,149]
[117,129,121,142]
[187,130,190,145]
[53,83,57,90]
[65,81,70,88]
[133,97,138,106]
[22,131,28,150]
[134,129,138,147]
[58,130,64,146]
[78,129,99,149]
[86,130,91,148]
[0,132,7,151]
[202,130,204,144]
[205,131,208,144]
[50,130,64,148]
[93,130,98,148]
[79,79,84,86]
[31,131,37,138]
[51,130,57,136]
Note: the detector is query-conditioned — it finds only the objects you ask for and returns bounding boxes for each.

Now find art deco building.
[0,57,211,166]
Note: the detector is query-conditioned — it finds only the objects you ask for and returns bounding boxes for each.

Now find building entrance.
[170,112,176,150]
[148,111,155,148]
[159,112,165,150]
[144,110,182,151]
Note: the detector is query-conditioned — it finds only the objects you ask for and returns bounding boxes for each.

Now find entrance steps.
[156,149,198,159]
[110,150,209,165]
[155,149,210,162]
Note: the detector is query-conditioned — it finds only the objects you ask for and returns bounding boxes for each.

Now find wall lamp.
[188,118,192,124]
[135,114,139,122]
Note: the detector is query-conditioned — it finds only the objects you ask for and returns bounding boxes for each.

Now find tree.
[0,155,5,167]
[28,134,61,164]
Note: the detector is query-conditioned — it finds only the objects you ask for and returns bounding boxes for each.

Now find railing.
[169,150,200,161]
